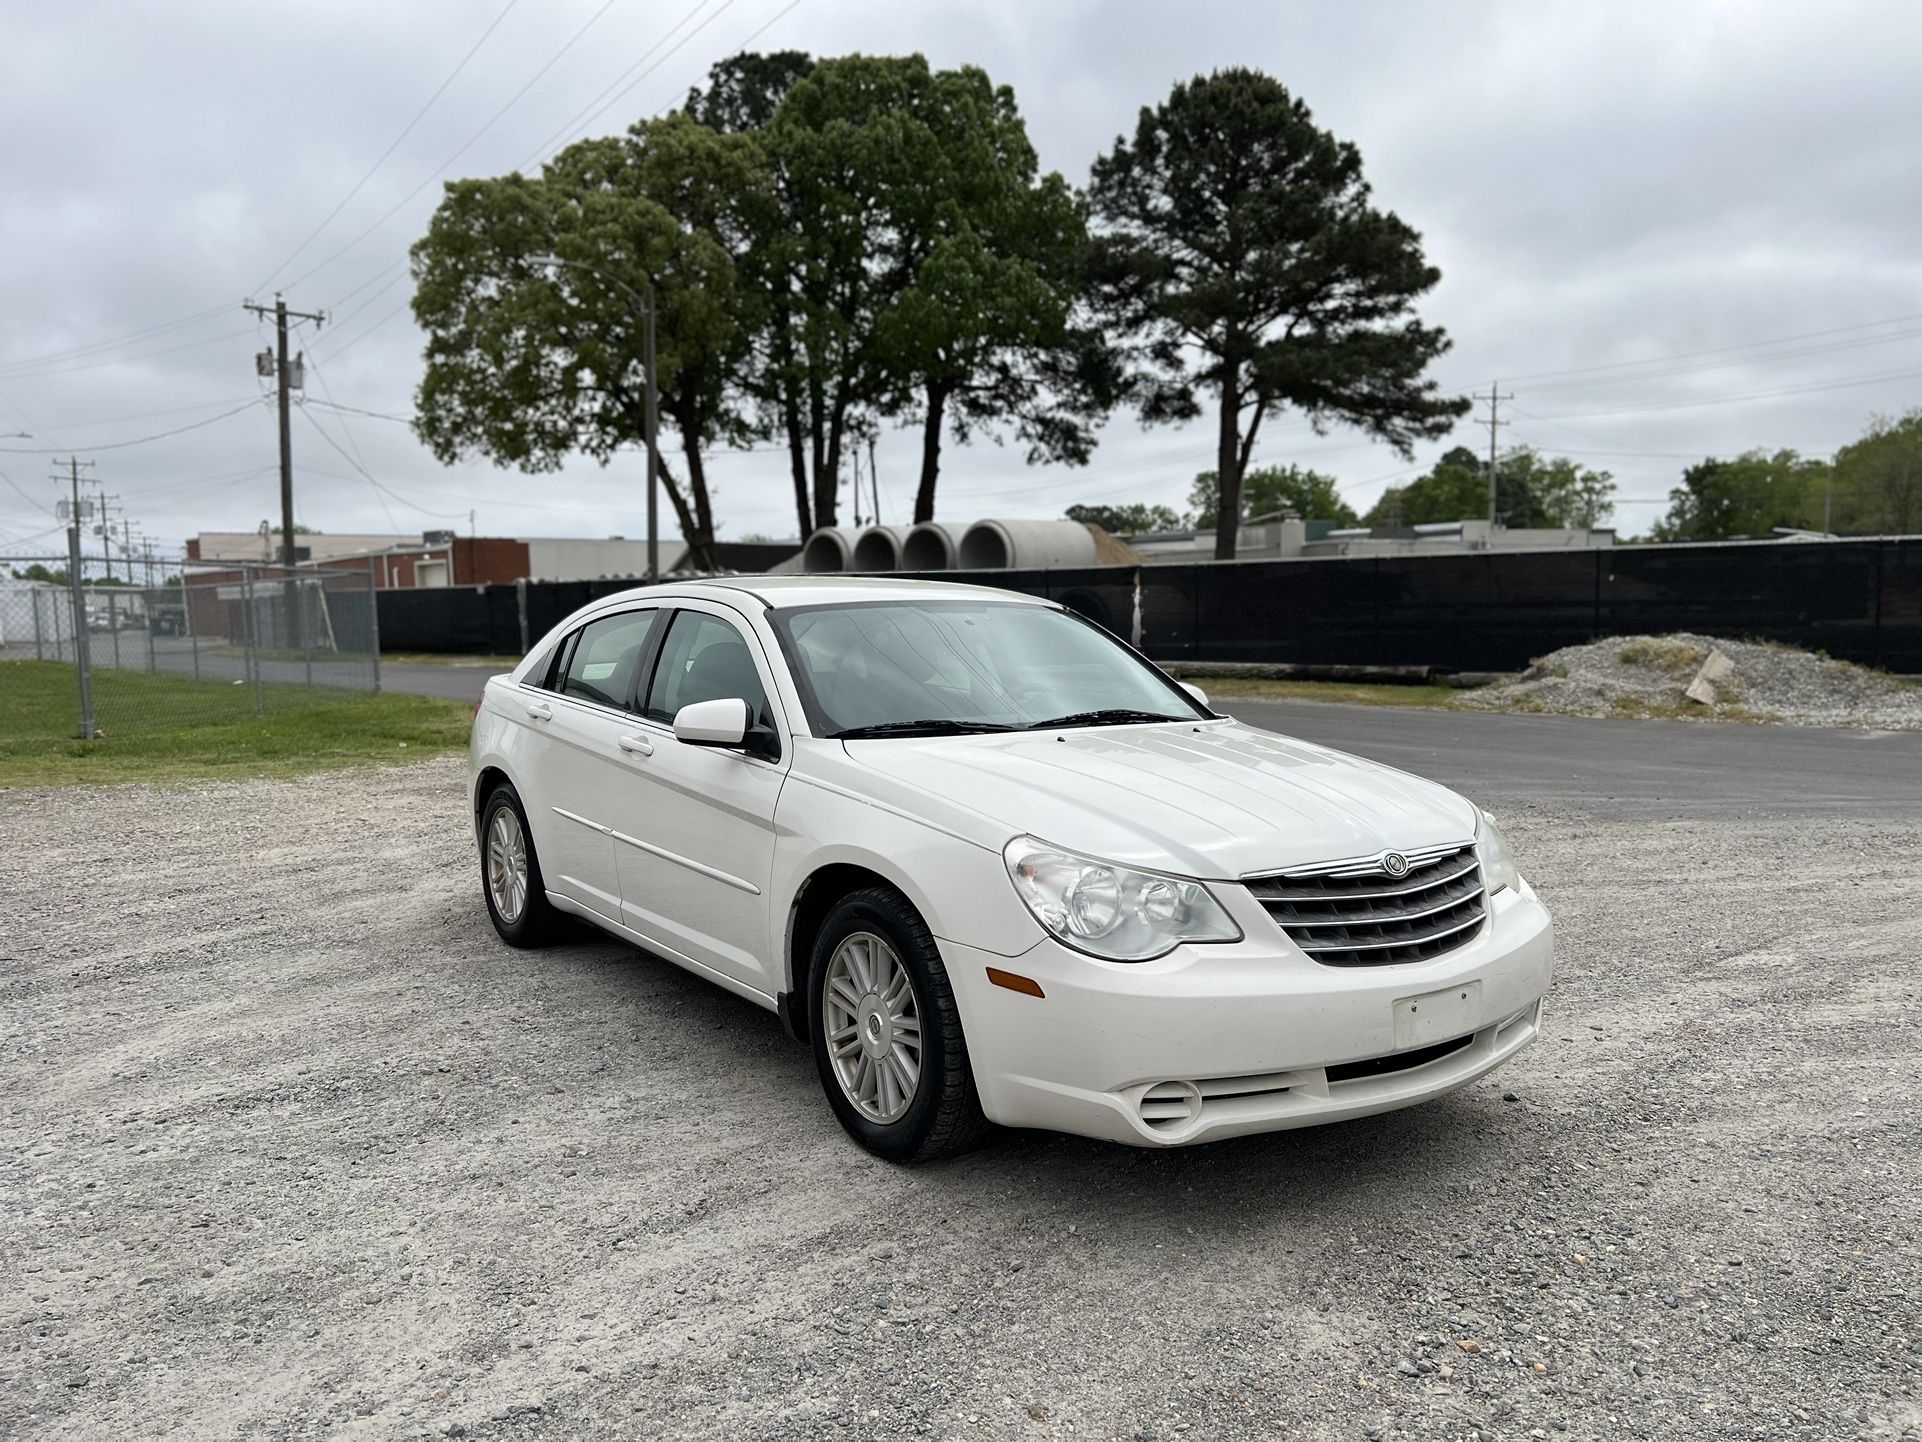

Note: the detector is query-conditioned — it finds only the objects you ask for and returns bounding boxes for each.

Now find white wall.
[524,538,688,580]
[192,531,415,563]
[0,583,75,646]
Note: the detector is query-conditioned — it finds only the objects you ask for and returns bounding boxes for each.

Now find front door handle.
[618,734,654,757]
[524,701,553,721]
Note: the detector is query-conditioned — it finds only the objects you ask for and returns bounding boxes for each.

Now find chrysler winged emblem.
[1379,850,1410,878]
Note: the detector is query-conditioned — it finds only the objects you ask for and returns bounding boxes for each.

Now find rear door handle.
[524,701,553,721]
[618,734,654,757]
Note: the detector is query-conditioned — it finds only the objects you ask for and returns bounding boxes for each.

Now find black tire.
[479,782,562,947]
[808,886,987,1162]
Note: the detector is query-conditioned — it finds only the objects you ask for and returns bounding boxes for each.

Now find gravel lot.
[4,753,1919,1442]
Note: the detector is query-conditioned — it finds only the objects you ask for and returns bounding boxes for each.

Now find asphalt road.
[1214,697,1922,822]
[380,660,510,703]
[369,657,1922,823]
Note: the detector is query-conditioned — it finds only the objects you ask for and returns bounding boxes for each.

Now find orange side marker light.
[986,967,1045,999]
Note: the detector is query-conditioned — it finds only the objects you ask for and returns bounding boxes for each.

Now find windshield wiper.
[834,719,1017,739]
[1025,708,1188,730]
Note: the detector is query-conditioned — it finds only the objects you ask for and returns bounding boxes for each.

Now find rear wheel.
[809,887,986,1161]
[480,782,561,947]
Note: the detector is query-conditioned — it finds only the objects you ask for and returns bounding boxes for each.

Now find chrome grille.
[1246,841,1485,966]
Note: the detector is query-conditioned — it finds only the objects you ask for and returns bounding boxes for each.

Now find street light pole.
[530,254,660,581]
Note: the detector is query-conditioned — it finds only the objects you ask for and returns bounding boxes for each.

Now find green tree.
[1064,502,1186,534]
[1088,69,1468,561]
[759,55,1112,528]
[684,50,815,133]
[9,562,68,585]
[1832,409,1922,534]
[1188,464,1360,529]
[410,114,771,568]
[685,51,820,539]
[1367,446,1614,529]
[1650,449,1828,541]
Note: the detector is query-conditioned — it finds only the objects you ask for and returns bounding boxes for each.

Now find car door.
[518,606,663,923]
[607,604,789,996]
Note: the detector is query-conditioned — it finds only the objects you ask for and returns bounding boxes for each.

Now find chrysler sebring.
[468,576,1552,1159]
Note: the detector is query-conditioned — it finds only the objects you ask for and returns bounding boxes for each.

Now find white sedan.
[469,576,1553,1159]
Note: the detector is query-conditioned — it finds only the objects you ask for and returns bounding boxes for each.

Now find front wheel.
[809,887,986,1162]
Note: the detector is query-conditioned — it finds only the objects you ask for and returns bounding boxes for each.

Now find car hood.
[839,719,1478,879]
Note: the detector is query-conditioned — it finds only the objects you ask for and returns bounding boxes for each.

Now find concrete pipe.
[957,519,1101,571]
[850,525,913,573]
[801,527,855,573]
[900,522,967,571]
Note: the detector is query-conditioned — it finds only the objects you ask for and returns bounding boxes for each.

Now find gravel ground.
[4,757,1919,1442]
[1460,634,1922,730]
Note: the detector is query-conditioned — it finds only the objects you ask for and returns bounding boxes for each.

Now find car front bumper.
[942,880,1553,1147]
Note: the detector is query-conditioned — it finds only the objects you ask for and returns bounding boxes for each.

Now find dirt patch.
[1461,633,1922,729]
[4,760,1920,1440]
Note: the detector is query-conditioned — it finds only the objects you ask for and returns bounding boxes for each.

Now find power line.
[1,464,47,511]
[253,0,524,295]
[0,304,236,376]
[29,396,265,432]
[279,0,620,293]
[312,299,414,365]
[1487,310,1922,386]
[295,405,406,530]
[1523,363,1922,422]
[1514,323,1922,397]
[0,401,263,454]
[0,326,258,382]
[515,0,731,168]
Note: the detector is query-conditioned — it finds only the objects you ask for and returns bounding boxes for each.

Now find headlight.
[1476,808,1523,894]
[1002,836,1240,961]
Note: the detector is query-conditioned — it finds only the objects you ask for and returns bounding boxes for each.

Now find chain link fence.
[2,549,381,740]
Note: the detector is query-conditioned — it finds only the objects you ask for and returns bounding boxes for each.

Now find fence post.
[516,576,530,656]
[31,586,43,661]
[110,590,122,669]
[186,571,200,681]
[66,528,95,739]
[303,579,314,691]
[367,562,382,695]
[246,568,265,715]
[146,590,157,672]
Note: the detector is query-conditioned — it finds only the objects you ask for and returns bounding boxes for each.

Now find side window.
[645,611,770,727]
[524,636,567,692]
[558,609,660,711]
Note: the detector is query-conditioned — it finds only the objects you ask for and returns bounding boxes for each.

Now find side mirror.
[673,697,750,747]
[1179,681,1209,708]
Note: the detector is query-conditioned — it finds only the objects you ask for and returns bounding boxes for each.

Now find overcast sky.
[3,0,1920,559]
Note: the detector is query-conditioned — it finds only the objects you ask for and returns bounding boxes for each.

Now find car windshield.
[771,599,1209,737]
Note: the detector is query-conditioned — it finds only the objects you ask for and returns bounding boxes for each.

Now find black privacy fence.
[375,537,1922,674]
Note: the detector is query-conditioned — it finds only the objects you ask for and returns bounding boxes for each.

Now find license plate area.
[1393,980,1483,1049]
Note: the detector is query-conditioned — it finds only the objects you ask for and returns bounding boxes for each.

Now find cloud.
[2,0,1918,555]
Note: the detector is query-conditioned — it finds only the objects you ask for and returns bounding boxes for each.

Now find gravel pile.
[1460,633,1922,730]
[5,761,1920,1441]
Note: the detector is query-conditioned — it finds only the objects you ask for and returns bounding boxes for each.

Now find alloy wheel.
[486,806,529,923]
[822,930,923,1124]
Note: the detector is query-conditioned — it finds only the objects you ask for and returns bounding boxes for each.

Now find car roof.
[592,575,1058,612]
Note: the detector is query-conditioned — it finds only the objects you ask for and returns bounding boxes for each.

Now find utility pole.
[243,294,325,642]
[1478,382,1513,526]
[851,447,863,529]
[868,435,881,526]
[56,457,98,738]
[92,493,122,580]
